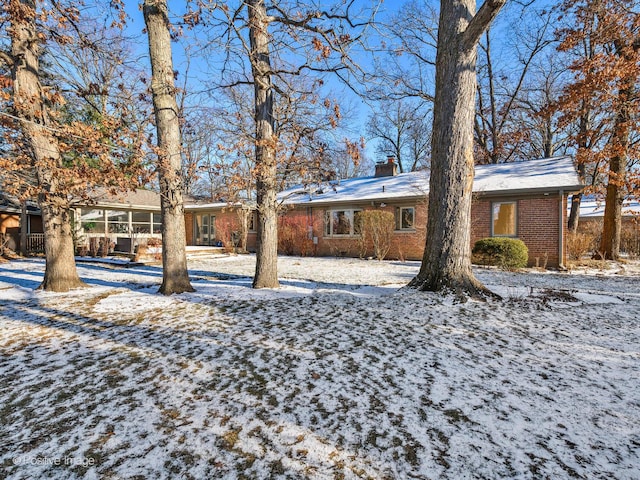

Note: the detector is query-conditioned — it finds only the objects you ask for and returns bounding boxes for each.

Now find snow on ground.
[0,255,639,479]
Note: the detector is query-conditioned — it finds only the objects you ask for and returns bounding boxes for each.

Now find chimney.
[375,156,398,177]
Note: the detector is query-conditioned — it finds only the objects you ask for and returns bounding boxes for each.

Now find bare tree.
[366,99,431,172]
[409,0,506,298]
[512,56,571,161]
[474,8,555,164]
[244,0,279,288]
[190,0,378,288]
[143,0,194,294]
[367,0,438,103]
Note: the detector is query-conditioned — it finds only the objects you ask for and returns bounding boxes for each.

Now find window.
[396,206,415,231]
[324,209,361,236]
[107,210,129,234]
[153,213,162,234]
[80,209,105,233]
[248,212,257,232]
[132,211,152,234]
[492,201,517,236]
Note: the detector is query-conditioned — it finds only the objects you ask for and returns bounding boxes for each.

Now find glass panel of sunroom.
[80,209,105,233]
[132,211,152,233]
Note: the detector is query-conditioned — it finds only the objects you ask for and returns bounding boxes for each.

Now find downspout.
[559,190,565,269]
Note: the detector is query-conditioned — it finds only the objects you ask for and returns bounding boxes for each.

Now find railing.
[26,233,45,254]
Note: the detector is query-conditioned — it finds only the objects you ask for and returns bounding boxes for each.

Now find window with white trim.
[396,206,415,231]
[324,209,361,236]
[492,201,517,237]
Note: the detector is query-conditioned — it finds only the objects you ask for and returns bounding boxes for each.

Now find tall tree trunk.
[248,0,279,289]
[598,48,635,260]
[567,192,582,233]
[568,108,590,232]
[237,208,249,253]
[409,0,505,298]
[599,39,640,260]
[10,0,85,292]
[567,163,585,232]
[144,0,194,294]
[599,158,624,260]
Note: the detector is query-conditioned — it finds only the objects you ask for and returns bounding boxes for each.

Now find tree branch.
[463,0,508,49]
[0,50,13,69]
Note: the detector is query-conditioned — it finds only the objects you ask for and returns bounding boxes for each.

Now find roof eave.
[282,184,583,206]
[72,201,161,211]
[474,184,583,197]
[281,193,427,207]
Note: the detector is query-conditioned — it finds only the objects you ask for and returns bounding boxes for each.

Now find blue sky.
[120,0,553,165]
[121,1,403,160]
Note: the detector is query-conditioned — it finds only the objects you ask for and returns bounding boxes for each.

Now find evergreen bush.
[472,237,528,269]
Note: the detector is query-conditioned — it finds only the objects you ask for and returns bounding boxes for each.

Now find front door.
[194,214,216,246]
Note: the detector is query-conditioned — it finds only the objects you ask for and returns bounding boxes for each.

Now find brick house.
[72,189,164,254]
[5,156,583,267]
[278,156,583,268]
[184,201,257,252]
[72,191,258,254]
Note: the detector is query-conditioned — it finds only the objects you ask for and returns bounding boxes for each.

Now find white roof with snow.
[280,156,582,205]
[575,196,640,218]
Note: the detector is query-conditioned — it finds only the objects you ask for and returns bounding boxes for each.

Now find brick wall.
[471,195,566,267]
[185,209,257,251]
[293,203,428,261]
[186,194,569,268]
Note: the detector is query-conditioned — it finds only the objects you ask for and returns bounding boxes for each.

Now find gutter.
[280,185,584,208]
[474,184,583,198]
[279,194,427,208]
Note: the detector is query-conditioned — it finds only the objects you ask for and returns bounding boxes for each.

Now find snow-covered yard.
[1,255,639,479]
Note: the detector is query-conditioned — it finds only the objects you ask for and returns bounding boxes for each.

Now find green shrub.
[472,237,528,269]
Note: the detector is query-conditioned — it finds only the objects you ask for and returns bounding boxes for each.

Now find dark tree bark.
[568,106,590,232]
[143,0,195,294]
[599,96,630,259]
[567,162,586,232]
[248,0,279,289]
[10,0,86,292]
[598,42,636,260]
[599,153,625,259]
[409,0,506,298]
